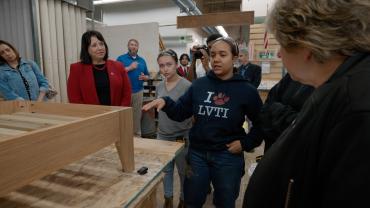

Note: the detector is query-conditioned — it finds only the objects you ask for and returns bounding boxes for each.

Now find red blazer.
[177,65,189,77]
[67,60,131,106]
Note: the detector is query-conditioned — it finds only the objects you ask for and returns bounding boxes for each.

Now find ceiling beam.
[177,11,254,28]
[203,0,241,4]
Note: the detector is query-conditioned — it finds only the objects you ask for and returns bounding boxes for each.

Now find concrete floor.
[155,145,264,208]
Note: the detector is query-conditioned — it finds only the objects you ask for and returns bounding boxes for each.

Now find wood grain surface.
[0,138,183,208]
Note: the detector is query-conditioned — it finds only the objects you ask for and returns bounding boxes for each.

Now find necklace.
[93,64,106,71]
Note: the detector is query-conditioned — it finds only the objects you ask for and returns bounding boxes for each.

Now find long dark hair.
[179,53,190,62]
[0,40,20,65]
[210,37,239,57]
[80,30,109,64]
[206,33,223,45]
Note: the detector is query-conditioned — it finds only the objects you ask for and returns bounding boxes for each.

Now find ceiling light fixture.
[216,26,229,37]
[93,0,135,5]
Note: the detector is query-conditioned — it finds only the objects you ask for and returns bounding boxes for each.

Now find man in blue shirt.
[117,39,150,136]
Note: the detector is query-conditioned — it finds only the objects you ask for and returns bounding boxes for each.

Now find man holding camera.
[188,34,222,82]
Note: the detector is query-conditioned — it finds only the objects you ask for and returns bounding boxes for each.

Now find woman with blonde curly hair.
[243,0,370,207]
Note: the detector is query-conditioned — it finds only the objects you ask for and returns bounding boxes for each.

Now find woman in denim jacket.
[0,40,48,101]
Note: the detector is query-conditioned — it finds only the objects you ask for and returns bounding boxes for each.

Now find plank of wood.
[0,119,49,131]
[177,11,254,28]
[0,114,68,125]
[250,27,267,34]
[251,24,266,29]
[115,108,135,172]
[134,137,184,157]
[0,134,11,142]
[251,38,280,45]
[0,127,27,136]
[27,101,126,118]
[0,110,122,197]
[262,73,284,80]
[130,175,162,208]
[0,101,18,114]
[0,144,179,208]
[14,112,81,121]
[250,33,275,40]
[1,101,127,118]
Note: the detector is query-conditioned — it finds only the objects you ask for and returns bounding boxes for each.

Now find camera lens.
[194,50,203,59]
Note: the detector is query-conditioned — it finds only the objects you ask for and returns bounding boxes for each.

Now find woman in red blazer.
[68,30,131,106]
[177,53,190,78]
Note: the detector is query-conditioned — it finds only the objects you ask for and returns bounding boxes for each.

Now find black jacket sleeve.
[251,65,262,88]
[259,74,313,151]
[240,88,264,151]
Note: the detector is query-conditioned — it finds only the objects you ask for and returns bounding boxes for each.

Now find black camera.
[193,45,208,59]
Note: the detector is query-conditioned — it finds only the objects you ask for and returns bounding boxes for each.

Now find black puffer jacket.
[259,74,314,151]
[244,53,370,208]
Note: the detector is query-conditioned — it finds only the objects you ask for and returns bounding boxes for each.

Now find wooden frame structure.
[0,138,184,207]
[0,101,134,197]
[177,11,254,28]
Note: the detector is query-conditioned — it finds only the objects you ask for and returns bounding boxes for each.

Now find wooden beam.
[27,101,126,118]
[204,0,241,4]
[115,108,135,172]
[134,137,184,156]
[0,112,122,196]
[177,11,254,28]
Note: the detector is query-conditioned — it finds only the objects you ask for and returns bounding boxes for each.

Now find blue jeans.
[184,148,244,208]
[157,134,189,200]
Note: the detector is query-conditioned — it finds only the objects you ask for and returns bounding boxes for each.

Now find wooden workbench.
[0,138,183,208]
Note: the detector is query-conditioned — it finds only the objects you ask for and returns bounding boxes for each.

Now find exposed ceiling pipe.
[172,0,220,35]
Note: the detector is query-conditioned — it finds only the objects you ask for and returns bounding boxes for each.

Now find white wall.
[97,22,159,73]
[241,0,277,16]
[96,0,205,62]
[100,0,181,26]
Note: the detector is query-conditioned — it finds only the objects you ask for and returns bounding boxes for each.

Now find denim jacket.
[0,59,48,100]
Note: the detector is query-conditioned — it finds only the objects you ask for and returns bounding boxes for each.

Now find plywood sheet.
[0,139,183,208]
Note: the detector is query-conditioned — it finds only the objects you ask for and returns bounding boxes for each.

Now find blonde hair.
[267,0,370,63]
